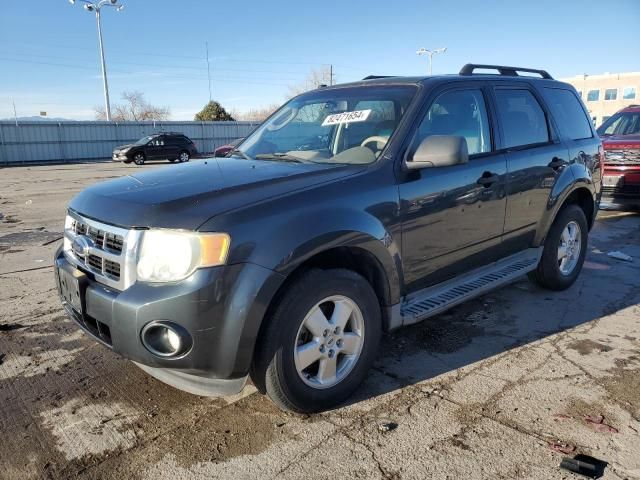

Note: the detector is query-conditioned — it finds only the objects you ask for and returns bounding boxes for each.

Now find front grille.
[605,149,640,165]
[64,212,141,291]
[72,219,124,254]
[602,184,640,197]
[87,253,103,271]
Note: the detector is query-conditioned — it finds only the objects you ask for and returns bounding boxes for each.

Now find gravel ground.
[1,163,639,480]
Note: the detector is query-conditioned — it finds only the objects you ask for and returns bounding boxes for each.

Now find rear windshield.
[597,111,640,136]
[236,85,418,165]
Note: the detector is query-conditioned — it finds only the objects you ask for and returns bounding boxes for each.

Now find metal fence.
[0,120,261,165]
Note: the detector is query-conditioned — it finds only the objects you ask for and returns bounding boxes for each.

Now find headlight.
[136,230,230,282]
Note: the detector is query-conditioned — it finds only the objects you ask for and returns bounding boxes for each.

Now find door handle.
[548,157,567,170]
[477,172,499,187]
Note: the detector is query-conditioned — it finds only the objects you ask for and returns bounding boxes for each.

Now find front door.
[399,86,507,292]
[145,136,166,160]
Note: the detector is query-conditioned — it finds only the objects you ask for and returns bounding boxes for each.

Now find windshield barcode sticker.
[321,109,372,127]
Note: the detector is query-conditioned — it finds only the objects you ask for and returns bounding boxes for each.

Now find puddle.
[567,339,613,355]
[0,230,62,247]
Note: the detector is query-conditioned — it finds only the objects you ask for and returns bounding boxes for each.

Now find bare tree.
[286,66,333,98]
[94,91,170,121]
[232,103,280,122]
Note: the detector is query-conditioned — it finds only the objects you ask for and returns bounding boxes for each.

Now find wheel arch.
[535,184,596,246]
[248,244,397,393]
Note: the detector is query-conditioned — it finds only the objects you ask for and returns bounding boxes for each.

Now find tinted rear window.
[494,89,549,148]
[543,88,592,140]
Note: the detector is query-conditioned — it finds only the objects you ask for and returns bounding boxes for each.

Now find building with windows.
[559,72,639,127]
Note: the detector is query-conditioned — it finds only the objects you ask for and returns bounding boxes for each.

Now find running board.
[401,248,542,326]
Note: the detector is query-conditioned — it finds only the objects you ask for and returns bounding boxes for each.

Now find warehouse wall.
[0,121,261,165]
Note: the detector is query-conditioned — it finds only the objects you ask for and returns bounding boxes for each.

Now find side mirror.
[406,135,469,170]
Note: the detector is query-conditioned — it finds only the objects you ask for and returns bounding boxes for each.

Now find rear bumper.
[54,247,284,395]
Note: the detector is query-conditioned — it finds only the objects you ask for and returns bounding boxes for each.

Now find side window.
[494,89,549,149]
[623,87,636,100]
[415,89,491,156]
[542,88,592,140]
[604,89,617,101]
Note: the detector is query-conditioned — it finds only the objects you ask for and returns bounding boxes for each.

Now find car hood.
[69,158,357,229]
[114,144,137,151]
[602,134,640,149]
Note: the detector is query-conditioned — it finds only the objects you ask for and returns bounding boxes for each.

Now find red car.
[213,138,244,157]
[597,105,640,210]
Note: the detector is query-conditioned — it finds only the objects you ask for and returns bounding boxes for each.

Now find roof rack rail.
[459,64,553,80]
[362,75,395,80]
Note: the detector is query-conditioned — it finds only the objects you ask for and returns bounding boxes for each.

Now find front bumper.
[600,195,640,210]
[54,247,284,395]
[112,152,129,162]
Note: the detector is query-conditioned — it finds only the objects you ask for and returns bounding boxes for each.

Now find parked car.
[214,138,244,157]
[112,132,198,165]
[55,64,601,413]
[596,105,640,209]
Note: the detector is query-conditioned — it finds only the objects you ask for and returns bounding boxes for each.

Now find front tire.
[133,153,146,165]
[529,204,588,291]
[252,269,381,413]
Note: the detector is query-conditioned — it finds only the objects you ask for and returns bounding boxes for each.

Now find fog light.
[141,321,192,358]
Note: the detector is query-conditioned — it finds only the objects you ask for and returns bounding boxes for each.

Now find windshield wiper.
[229,148,251,160]
[254,152,307,163]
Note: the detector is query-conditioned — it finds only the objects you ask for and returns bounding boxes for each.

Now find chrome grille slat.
[63,212,141,291]
[605,149,640,165]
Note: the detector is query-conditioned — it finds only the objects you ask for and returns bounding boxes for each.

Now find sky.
[0,0,639,120]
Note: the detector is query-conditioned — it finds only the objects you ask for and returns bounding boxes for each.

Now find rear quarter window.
[542,88,593,141]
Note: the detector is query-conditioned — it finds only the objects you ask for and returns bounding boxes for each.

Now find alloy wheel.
[293,295,365,389]
[557,220,582,275]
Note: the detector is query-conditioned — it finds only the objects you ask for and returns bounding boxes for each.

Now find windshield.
[236,85,417,165]
[597,111,640,136]
[135,135,157,145]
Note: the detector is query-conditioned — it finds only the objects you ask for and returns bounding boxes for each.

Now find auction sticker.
[321,109,372,127]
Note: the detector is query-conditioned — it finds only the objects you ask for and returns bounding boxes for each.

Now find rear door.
[490,84,568,254]
[541,86,601,201]
[164,135,181,159]
[398,84,508,292]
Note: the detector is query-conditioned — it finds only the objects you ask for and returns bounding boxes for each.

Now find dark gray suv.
[56,64,602,413]
[112,132,198,165]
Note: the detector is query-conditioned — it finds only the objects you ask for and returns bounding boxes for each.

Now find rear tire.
[178,150,190,162]
[133,153,146,165]
[528,204,588,291]
[251,269,381,413]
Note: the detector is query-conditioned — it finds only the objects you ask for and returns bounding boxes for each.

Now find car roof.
[327,74,567,90]
[320,64,569,90]
[621,105,640,112]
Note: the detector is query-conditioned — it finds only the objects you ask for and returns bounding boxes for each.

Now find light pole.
[416,47,447,75]
[69,0,124,121]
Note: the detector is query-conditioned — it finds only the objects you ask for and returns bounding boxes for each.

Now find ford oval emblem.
[72,235,93,259]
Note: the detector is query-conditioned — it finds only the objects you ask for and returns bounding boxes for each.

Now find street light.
[416,47,447,75]
[69,0,124,121]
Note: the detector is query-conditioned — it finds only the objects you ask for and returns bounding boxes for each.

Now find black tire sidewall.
[539,205,588,289]
[179,150,190,162]
[133,153,145,165]
[265,269,381,412]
